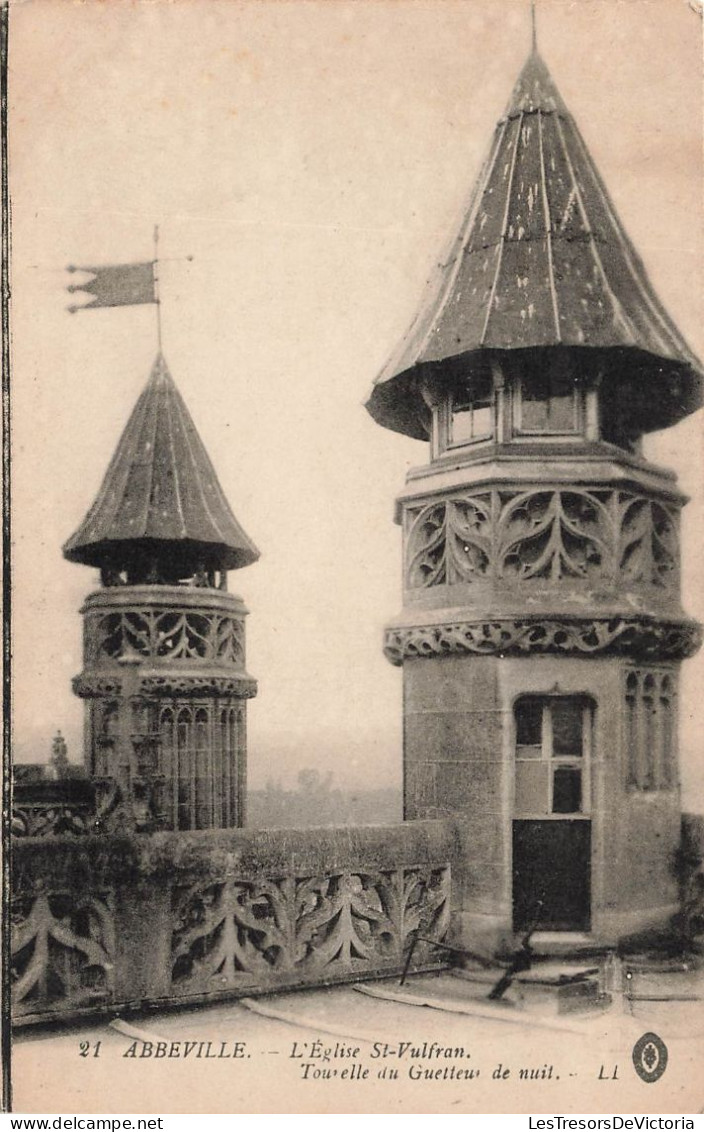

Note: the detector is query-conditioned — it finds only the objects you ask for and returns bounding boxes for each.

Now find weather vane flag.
[65,227,180,350]
[66,260,156,312]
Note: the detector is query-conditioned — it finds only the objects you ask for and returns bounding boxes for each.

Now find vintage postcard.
[5,0,704,1116]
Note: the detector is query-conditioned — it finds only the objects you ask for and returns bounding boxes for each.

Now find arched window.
[159,707,176,828]
[625,672,639,788]
[660,676,674,788]
[93,701,119,777]
[220,708,231,826]
[176,707,193,830]
[228,708,239,826]
[159,708,174,777]
[623,668,677,791]
[642,675,656,790]
[194,707,211,829]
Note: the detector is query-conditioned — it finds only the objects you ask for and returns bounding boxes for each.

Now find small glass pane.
[516,699,543,746]
[451,406,475,444]
[515,761,549,815]
[521,374,549,430]
[552,767,582,813]
[660,698,673,787]
[450,398,492,444]
[520,367,577,433]
[472,403,492,437]
[552,700,583,756]
[625,695,638,787]
[642,696,655,788]
[547,372,577,431]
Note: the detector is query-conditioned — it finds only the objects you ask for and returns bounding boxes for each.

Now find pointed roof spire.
[63,355,259,573]
[505,48,568,117]
[366,43,702,439]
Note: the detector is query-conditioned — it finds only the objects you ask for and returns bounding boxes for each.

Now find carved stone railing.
[12,777,96,838]
[403,486,681,600]
[11,821,456,1025]
[81,586,249,670]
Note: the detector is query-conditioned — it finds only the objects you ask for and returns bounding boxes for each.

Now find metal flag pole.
[153,225,163,353]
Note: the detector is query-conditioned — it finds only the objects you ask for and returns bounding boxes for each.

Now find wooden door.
[513,819,591,931]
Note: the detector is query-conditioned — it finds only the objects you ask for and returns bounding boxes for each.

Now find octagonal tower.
[367,50,702,950]
[64,354,259,832]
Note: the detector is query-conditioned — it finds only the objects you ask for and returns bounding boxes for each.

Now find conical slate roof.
[366,50,703,439]
[63,355,259,572]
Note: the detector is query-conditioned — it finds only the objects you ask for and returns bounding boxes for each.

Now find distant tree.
[297,768,333,795]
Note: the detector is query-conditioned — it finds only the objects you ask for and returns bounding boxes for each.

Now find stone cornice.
[81,586,248,616]
[397,456,685,521]
[73,671,257,700]
[383,615,702,666]
[138,673,257,699]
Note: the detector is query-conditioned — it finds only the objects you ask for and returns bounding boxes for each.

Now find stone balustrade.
[11,821,456,1025]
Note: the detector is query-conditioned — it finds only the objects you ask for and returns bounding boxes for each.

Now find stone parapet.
[400,482,686,621]
[10,821,455,1025]
[80,585,251,675]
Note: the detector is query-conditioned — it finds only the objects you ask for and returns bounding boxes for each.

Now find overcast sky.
[9,0,704,807]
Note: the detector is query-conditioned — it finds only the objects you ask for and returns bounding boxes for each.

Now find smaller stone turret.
[64,354,259,832]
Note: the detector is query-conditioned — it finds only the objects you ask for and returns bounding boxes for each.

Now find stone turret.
[367,49,702,950]
[65,354,259,831]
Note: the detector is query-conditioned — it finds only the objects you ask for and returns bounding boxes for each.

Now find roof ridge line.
[552,112,634,345]
[134,367,162,538]
[163,368,187,539]
[481,111,524,346]
[172,382,229,544]
[537,111,561,342]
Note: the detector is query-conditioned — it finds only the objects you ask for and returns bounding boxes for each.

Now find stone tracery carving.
[404,487,680,592]
[618,497,678,588]
[88,609,246,666]
[497,490,612,580]
[11,891,114,1016]
[406,496,491,587]
[171,865,450,993]
[10,830,453,1023]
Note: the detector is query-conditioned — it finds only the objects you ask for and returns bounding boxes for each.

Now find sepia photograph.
[5,0,704,1116]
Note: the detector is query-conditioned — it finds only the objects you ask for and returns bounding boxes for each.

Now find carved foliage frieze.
[139,674,257,699]
[405,488,679,592]
[11,891,114,1016]
[384,617,702,665]
[86,609,245,667]
[171,865,450,993]
[12,805,92,838]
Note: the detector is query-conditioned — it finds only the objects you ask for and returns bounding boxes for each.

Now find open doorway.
[512,695,593,932]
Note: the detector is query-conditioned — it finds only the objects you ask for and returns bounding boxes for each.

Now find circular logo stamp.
[632,1032,668,1083]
